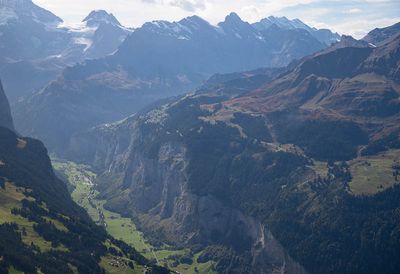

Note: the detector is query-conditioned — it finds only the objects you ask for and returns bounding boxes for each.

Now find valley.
[0,125,169,273]
[52,159,217,274]
[1,1,399,273]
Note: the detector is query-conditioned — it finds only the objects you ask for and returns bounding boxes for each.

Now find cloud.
[345,8,362,14]
[169,0,206,11]
[141,0,206,12]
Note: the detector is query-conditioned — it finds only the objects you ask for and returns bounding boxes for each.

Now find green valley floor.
[52,159,216,274]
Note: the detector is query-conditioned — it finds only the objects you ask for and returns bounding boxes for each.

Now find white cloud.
[329,17,400,37]
[345,8,362,14]
[141,0,206,12]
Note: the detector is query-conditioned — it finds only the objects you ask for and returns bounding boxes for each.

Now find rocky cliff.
[0,80,14,131]
[72,122,308,273]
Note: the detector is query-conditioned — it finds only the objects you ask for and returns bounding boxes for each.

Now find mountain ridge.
[0,2,131,102]
[14,10,338,153]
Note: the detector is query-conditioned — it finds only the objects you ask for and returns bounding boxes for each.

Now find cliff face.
[78,131,307,273]
[69,98,309,273]
[0,80,14,131]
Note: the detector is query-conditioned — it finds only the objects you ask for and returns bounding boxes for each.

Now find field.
[349,149,400,195]
[52,159,217,274]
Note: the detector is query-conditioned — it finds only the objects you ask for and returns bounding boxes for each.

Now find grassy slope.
[0,179,152,273]
[8,266,24,274]
[308,150,400,196]
[349,149,400,195]
[52,159,216,274]
[0,182,68,253]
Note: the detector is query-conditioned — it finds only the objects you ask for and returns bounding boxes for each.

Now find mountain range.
[2,1,400,273]
[67,22,400,273]
[0,0,131,102]
[10,3,339,153]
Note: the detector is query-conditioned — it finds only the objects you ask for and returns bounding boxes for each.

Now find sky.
[34,0,400,38]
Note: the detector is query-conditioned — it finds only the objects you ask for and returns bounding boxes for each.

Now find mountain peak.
[219,12,250,31]
[255,16,311,32]
[337,35,371,48]
[224,12,243,23]
[0,0,62,24]
[253,16,340,45]
[179,15,211,30]
[182,15,208,24]
[83,10,121,26]
[0,0,32,9]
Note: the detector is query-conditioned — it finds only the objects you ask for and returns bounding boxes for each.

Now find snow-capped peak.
[0,0,62,26]
[218,12,259,38]
[253,16,312,31]
[83,10,121,27]
[0,0,33,10]
[179,15,210,29]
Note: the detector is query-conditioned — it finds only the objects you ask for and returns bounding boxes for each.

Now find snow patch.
[73,37,93,51]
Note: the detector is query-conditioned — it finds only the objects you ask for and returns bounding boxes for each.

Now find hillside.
[0,84,168,273]
[68,24,400,273]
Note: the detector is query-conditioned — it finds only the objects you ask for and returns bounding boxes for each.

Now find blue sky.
[34,0,400,38]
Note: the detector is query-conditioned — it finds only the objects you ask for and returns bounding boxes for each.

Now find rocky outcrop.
[0,80,14,131]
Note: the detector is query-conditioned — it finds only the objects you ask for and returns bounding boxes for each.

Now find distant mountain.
[0,80,14,131]
[115,12,327,75]
[80,10,131,59]
[363,22,400,45]
[252,16,340,45]
[83,9,121,26]
[68,24,400,274]
[0,78,168,273]
[62,9,132,62]
[0,1,131,102]
[0,0,65,60]
[14,12,335,153]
